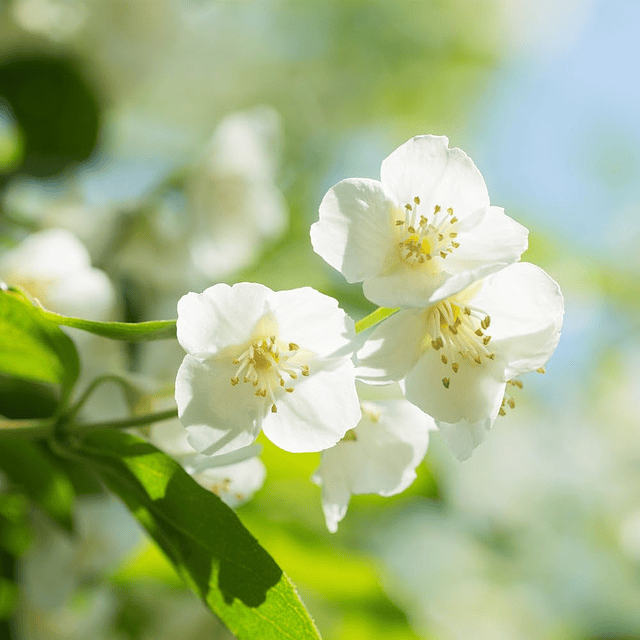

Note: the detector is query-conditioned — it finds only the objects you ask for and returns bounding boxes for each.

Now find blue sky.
[474,0,640,256]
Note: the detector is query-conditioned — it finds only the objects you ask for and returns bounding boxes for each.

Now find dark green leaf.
[0,288,79,414]
[0,549,18,620]
[56,430,322,640]
[0,441,75,533]
[0,374,59,419]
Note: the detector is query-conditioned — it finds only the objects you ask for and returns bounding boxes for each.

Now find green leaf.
[0,374,59,419]
[55,430,322,640]
[0,440,75,532]
[0,288,79,414]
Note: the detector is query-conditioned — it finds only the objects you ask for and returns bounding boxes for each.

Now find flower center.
[395,197,460,266]
[422,299,495,389]
[229,313,311,413]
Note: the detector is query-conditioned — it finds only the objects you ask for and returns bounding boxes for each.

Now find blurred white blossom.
[149,420,266,509]
[188,106,288,281]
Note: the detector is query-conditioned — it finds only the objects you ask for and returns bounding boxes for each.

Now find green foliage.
[55,430,323,640]
[0,288,79,417]
[0,441,75,533]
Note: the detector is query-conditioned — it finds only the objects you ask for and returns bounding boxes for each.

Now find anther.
[499,407,506,416]
[271,404,277,413]
[449,232,457,238]
[450,217,458,224]
[440,251,447,259]
[289,342,299,351]
[447,207,453,215]
[507,398,516,409]
[537,367,546,374]
[442,377,450,388]
[464,307,471,315]
[414,196,420,204]
[452,242,460,248]
[434,205,441,213]
[407,226,416,234]
[285,387,294,393]
[230,377,239,386]
[395,220,404,225]
[475,328,484,336]
[441,355,448,364]
[482,336,491,345]
[452,363,459,373]
[405,203,412,211]
[473,356,482,365]
[302,365,310,376]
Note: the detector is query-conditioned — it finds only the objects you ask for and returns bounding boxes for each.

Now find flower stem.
[67,407,179,434]
[0,408,178,440]
[355,307,399,334]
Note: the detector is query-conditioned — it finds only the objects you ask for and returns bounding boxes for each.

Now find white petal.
[363,267,450,308]
[312,465,351,533]
[448,206,528,272]
[313,398,432,531]
[48,267,116,320]
[176,282,272,358]
[262,359,361,453]
[380,135,489,222]
[270,287,355,357]
[472,263,564,378]
[403,350,506,425]
[356,310,426,383]
[0,228,91,280]
[435,416,493,461]
[176,355,263,455]
[191,457,266,508]
[311,178,396,283]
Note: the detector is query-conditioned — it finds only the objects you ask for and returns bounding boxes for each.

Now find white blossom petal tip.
[175,283,361,455]
[312,135,528,307]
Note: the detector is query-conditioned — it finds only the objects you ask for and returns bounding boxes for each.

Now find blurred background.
[1,0,640,638]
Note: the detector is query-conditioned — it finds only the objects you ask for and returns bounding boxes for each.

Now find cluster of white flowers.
[175,134,564,531]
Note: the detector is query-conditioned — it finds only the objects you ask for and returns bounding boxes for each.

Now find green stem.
[355,307,399,334]
[41,310,177,342]
[0,408,178,440]
[62,374,138,428]
[66,408,179,434]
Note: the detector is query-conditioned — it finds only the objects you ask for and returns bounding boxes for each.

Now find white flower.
[313,385,434,532]
[0,228,115,320]
[357,263,564,460]
[311,135,528,308]
[188,107,288,280]
[149,420,266,508]
[175,283,361,455]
